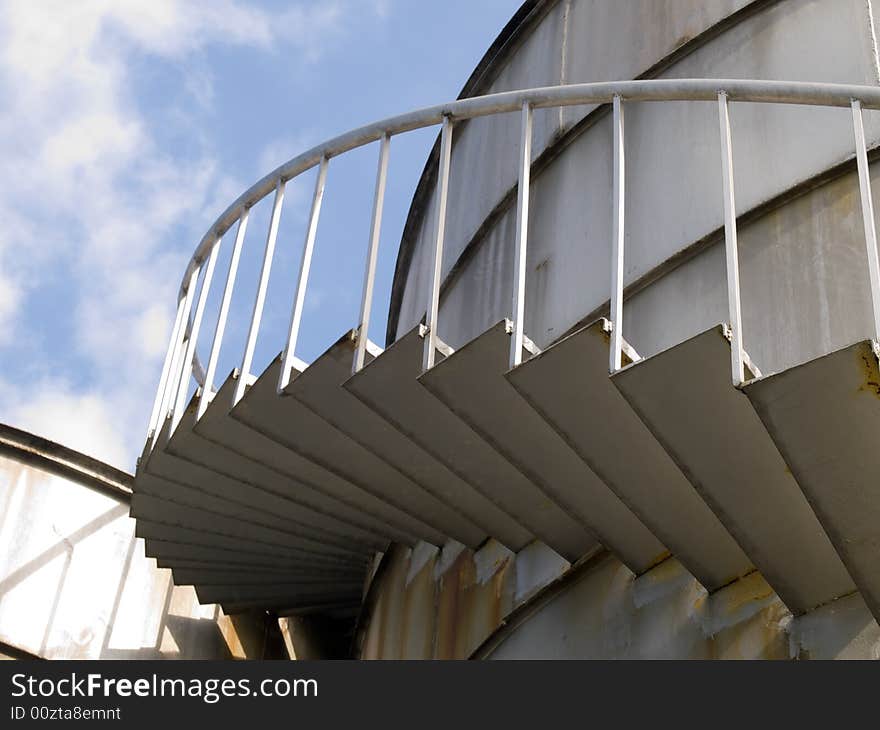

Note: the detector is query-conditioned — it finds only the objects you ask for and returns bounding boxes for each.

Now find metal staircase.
[137,80,880,622]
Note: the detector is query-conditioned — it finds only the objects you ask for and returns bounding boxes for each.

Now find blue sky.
[0,0,522,470]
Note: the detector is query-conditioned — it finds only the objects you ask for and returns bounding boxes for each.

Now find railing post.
[423,116,454,371]
[233,179,286,405]
[147,297,185,439]
[159,264,200,438]
[851,99,880,343]
[171,238,220,431]
[510,101,533,370]
[353,133,391,375]
[610,94,626,373]
[718,91,745,386]
[279,156,330,392]
[197,208,250,419]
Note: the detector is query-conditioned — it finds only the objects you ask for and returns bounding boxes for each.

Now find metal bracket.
[603,318,641,365]
[722,323,762,379]
[418,324,455,359]
[504,319,541,360]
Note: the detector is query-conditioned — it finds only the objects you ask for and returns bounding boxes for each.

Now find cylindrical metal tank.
[359,0,880,660]
[390,0,880,373]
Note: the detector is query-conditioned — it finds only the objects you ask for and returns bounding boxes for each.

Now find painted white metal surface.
[609,95,626,374]
[423,117,454,371]
[744,340,880,622]
[194,370,413,544]
[230,350,447,545]
[344,326,533,551]
[137,74,880,616]
[279,156,329,392]
[172,238,220,430]
[233,180,286,405]
[285,332,489,547]
[420,320,650,565]
[198,210,249,420]
[717,92,745,386]
[167,395,390,549]
[851,100,880,343]
[507,319,753,591]
[354,134,391,374]
[612,325,856,614]
[509,103,533,370]
[148,298,185,438]
[141,418,377,553]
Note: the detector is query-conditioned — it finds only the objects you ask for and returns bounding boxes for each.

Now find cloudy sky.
[0,0,520,470]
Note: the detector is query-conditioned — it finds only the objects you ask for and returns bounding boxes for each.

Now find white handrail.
[150,78,880,444]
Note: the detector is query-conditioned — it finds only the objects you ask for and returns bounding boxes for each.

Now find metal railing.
[146,78,880,447]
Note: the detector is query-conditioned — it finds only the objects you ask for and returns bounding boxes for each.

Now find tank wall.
[487,555,880,660]
[394,0,880,379]
[0,454,277,659]
[360,543,880,659]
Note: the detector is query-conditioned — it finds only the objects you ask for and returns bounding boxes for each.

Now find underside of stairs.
[134,318,880,625]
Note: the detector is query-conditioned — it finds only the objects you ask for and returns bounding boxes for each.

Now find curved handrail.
[177,78,880,293]
[148,78,880,445]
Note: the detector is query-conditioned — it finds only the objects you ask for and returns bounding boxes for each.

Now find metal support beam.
[423,116,454,371]
[353,133,390,375]
[197,209,249,419]
[609,94,626,373]
[279,157,329,392]
[852,99,880,343]
[172,238,220,431]
[509,102,533,370]
[233,179,286,405]
[718,91,745,386]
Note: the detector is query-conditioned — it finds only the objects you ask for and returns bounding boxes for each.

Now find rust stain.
[433,547,514,660]
[400,552,436,660]
[857,346,880,397]
[645,550,673,572]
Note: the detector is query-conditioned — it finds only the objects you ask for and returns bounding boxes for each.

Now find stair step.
[146,540,368,572]
[142,419,380,549]
[231,352,447,546]
[285,331,486,547]
[345,326,535,551]
[507,319,752,590]
[171,566,364,587]
[613,325,856,613]
[134,470,381,552]
[421,320,652,565]
[167,397,393,549]
[136,520,366,567]
[196,583,362,607]
[196,371,421,545]
[744,340,880,622]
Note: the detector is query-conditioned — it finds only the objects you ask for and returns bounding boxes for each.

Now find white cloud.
[0,0,391,470]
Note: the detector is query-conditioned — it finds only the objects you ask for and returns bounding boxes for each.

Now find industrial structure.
[5,0,880,659]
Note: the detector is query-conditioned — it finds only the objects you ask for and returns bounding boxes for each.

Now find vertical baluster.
[233,179,286,405]
[278,157,330,392]
[609,95,626,373]
[171,239,220,431]
[509,101,533,369]
[353,133,391,375]
[718,91,745,386]
[197,209,250,419]
[147,297,185,439]
[423,116,454,371]
[851,99,880,343]
[158,264,200,440]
